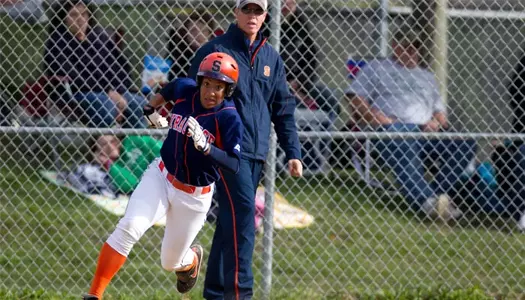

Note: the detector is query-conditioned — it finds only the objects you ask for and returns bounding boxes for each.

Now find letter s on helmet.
[197,52,239,97]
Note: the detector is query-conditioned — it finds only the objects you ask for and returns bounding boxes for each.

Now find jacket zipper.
[249,38,267,159]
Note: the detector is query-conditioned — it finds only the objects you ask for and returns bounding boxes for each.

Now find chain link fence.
[2,0,525,298]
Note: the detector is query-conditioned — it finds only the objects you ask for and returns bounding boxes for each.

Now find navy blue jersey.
[188,23,301,162]
[159,78,243,186]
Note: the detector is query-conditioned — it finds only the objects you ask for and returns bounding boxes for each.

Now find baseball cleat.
[81,295,99,300]
[175,244,203,294]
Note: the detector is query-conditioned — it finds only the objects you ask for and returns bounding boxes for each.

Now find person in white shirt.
[346,27,476,220]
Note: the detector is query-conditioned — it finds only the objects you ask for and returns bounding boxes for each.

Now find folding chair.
[347,122,398,193]
[345,56,398,192]
[276,109,333,176]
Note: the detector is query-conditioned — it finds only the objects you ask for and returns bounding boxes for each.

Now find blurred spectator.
[454,140,525,229]
[262,0,338,117]
[43,0,147,128]
[0,87,10,126]
[346,26,476,220]
[68,135,162,196]
[452,55,525,228]
[0,0,47,24]
[167,10,217,80]
[262,0,337,173]
[289,75,333,173]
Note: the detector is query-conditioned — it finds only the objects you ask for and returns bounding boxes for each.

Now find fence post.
[261,0,281,298]
[379,0,389,57]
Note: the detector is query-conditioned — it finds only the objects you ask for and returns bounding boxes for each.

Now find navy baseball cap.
[236,0,268,11]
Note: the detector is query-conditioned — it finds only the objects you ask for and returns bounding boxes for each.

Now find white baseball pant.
[106,158,214,271]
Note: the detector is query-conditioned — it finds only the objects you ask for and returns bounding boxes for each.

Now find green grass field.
[1,157,525,299]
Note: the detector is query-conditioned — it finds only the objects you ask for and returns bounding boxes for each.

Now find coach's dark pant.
[203,158,264,300]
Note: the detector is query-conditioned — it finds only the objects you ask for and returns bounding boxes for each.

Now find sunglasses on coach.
[240,7,265,16]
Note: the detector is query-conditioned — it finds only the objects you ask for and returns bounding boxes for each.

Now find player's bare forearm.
[148,93,167,108]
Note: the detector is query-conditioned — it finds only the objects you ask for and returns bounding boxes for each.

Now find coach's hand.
[187,117,210,153]
[288,159,303,177]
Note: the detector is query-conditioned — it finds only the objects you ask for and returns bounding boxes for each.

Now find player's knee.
[117,216,151,242]
[107,217,151,256]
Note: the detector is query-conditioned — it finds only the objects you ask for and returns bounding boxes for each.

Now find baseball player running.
[82,52,243,300]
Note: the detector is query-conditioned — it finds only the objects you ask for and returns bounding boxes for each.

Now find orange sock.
[88,242,127,298]
[177,252,197,272]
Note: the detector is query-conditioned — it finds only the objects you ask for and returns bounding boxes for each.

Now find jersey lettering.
[170,113,216,144]
[171,115,182,129]
[175,117,187,132]
[203,130,216,144]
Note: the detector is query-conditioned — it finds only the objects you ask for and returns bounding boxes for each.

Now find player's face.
[235,4,267,37]
[200,77,228,109]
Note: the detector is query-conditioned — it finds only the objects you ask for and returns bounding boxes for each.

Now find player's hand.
[187,116,210,153]
[288,159,303,177]
[143,104,168,128]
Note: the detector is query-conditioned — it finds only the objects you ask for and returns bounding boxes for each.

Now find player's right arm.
[148,78,197,108]
[143,78,197,128]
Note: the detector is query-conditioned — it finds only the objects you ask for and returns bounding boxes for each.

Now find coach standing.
[188,0,303,299]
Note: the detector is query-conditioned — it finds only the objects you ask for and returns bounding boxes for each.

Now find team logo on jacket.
[264,65,270,77]
[170,114,216,144]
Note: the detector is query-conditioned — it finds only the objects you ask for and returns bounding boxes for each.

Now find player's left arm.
[187,111,242,174]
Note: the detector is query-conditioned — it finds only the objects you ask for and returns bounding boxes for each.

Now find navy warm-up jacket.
[188,23,301,162]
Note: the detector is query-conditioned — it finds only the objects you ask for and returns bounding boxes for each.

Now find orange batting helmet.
[197,52,239,97]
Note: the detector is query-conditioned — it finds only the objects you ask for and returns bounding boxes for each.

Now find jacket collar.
[226,23,263,50]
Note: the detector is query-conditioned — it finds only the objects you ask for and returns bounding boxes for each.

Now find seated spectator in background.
[0,0,47,24]
[68,135,162,196]
[346,27,476,220]
[454,140,525,230]
[0,85,8,126]
[290,73,333,132]
[167,10,217,80]
[262,0,338,119]
[290,74,333,173]
[453,53,525,229]
[43,0,147,128]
